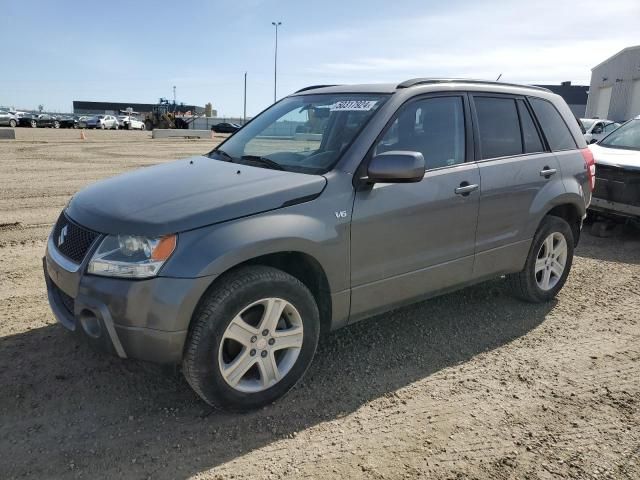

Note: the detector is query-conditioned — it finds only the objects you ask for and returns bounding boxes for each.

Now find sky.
[1,0,639,117]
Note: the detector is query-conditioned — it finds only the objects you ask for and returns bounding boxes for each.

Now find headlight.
[87,234,177,278]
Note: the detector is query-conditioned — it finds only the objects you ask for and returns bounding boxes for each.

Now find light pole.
[271,21,282,103]
[173,85,176,104]
[243,72,247,124]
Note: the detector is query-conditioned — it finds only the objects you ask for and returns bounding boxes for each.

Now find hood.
[589,144,640,170]
[67,156,327,236]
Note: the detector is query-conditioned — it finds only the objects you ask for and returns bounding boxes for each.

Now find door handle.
[540,167,557,178]
[454,182,479,196]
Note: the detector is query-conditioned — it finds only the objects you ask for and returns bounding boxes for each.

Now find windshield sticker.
[330,100,378,112]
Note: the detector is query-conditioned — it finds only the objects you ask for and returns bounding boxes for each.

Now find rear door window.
[474,97,522,159]
[516,99,544,153]
[529,97,577,151]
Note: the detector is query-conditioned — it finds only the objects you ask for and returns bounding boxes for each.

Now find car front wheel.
[507,215,574,303]
[183,266,320,411]
[9,119,16,128]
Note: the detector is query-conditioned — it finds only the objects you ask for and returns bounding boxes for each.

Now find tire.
[100,123,106,130]
[73,123,78,129]
[507,215,574,303]
[31,120,37,128]
[183,265,320,411]
[140,123,145,131]
[9,119,16,128]
[54,121,60,129]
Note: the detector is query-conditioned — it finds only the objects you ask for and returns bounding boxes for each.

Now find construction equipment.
[143,98,200,131]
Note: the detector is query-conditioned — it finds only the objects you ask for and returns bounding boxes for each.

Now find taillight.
[581,147,596,192]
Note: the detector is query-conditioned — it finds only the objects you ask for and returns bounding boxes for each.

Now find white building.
[585,45,640,122]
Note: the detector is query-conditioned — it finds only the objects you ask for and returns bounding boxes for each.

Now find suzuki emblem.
[58,225,68,247]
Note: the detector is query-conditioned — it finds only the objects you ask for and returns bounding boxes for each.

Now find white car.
[588,116,640,220]
[117,115,146,130]
[580,118,620,144]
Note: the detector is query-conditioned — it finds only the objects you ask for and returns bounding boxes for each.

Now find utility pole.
[271,21,282,103]
[243,72,247,124]
[173,85,176,104]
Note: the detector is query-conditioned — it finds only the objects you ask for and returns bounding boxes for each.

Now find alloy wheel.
[218,298,304,393]
[535,232,567,291]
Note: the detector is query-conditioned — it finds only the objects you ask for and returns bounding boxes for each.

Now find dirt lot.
[1,129,639,479]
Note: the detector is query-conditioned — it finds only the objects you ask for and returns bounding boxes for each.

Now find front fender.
[160,204,350,293]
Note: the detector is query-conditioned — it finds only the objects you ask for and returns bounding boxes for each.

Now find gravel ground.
[0,129,638,479]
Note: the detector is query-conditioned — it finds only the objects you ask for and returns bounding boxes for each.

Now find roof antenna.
[496,73,502,81]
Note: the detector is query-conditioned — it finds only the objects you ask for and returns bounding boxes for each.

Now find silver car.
[0,110,18,128]
[85,115,119,130]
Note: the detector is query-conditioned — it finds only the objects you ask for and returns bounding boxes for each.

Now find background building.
[536,82,589,118]
[73,101,207,116]
[585,45,640,121]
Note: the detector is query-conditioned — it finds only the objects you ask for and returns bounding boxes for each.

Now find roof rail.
[396,78,552,93]
[295,84,340,93]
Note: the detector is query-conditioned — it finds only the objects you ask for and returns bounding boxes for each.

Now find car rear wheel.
[30,120,37,128]
[54,121,60,129]
[100,123,106,130]
[507,215,574,303]
[183,265,320,411]
[9,119,16,128]
[140,123,146,131]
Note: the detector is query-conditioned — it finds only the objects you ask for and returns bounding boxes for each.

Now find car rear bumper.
[43,241,215,364]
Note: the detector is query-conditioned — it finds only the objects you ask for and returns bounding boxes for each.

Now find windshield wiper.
[240,155,285,171]
[210,149,235,162]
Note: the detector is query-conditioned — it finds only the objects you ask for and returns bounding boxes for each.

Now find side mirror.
[589,138,598,145]
[367,151,425,184]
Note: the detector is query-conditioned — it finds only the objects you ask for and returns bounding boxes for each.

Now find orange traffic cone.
[80,129,86,140]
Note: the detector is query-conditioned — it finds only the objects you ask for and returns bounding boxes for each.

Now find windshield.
[580,119,596,130]
[599,119,640,151]
[209,93,389,174]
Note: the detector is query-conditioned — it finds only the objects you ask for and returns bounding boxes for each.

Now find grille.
[52,282,75,315]
[52,212,99,263]
[594,164,640,207]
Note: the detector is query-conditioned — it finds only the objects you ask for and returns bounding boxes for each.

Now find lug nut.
[250,349,256,356]
[250,335,257,343]
[268,338,275,346]
[262,329,269,336]
[261,350,268,358]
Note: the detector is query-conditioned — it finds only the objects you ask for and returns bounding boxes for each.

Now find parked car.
[77,116,92,128]
[18,113,59,128]
[57,116,79,129]
[588,116,640,221]
[580,118,620,144]
[117,115,146,130]
[44,79,592,410]
[85,115,119,129]
[0,110,18,127]
[211,122,241,133]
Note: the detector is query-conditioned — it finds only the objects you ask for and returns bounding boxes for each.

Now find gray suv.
[44,79,594,410]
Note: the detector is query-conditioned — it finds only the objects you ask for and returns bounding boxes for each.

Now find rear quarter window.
[529,97,576,151]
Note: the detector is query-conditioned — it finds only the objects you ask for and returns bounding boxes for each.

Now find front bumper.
[44,237,215,364]
[590,197,640,219]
